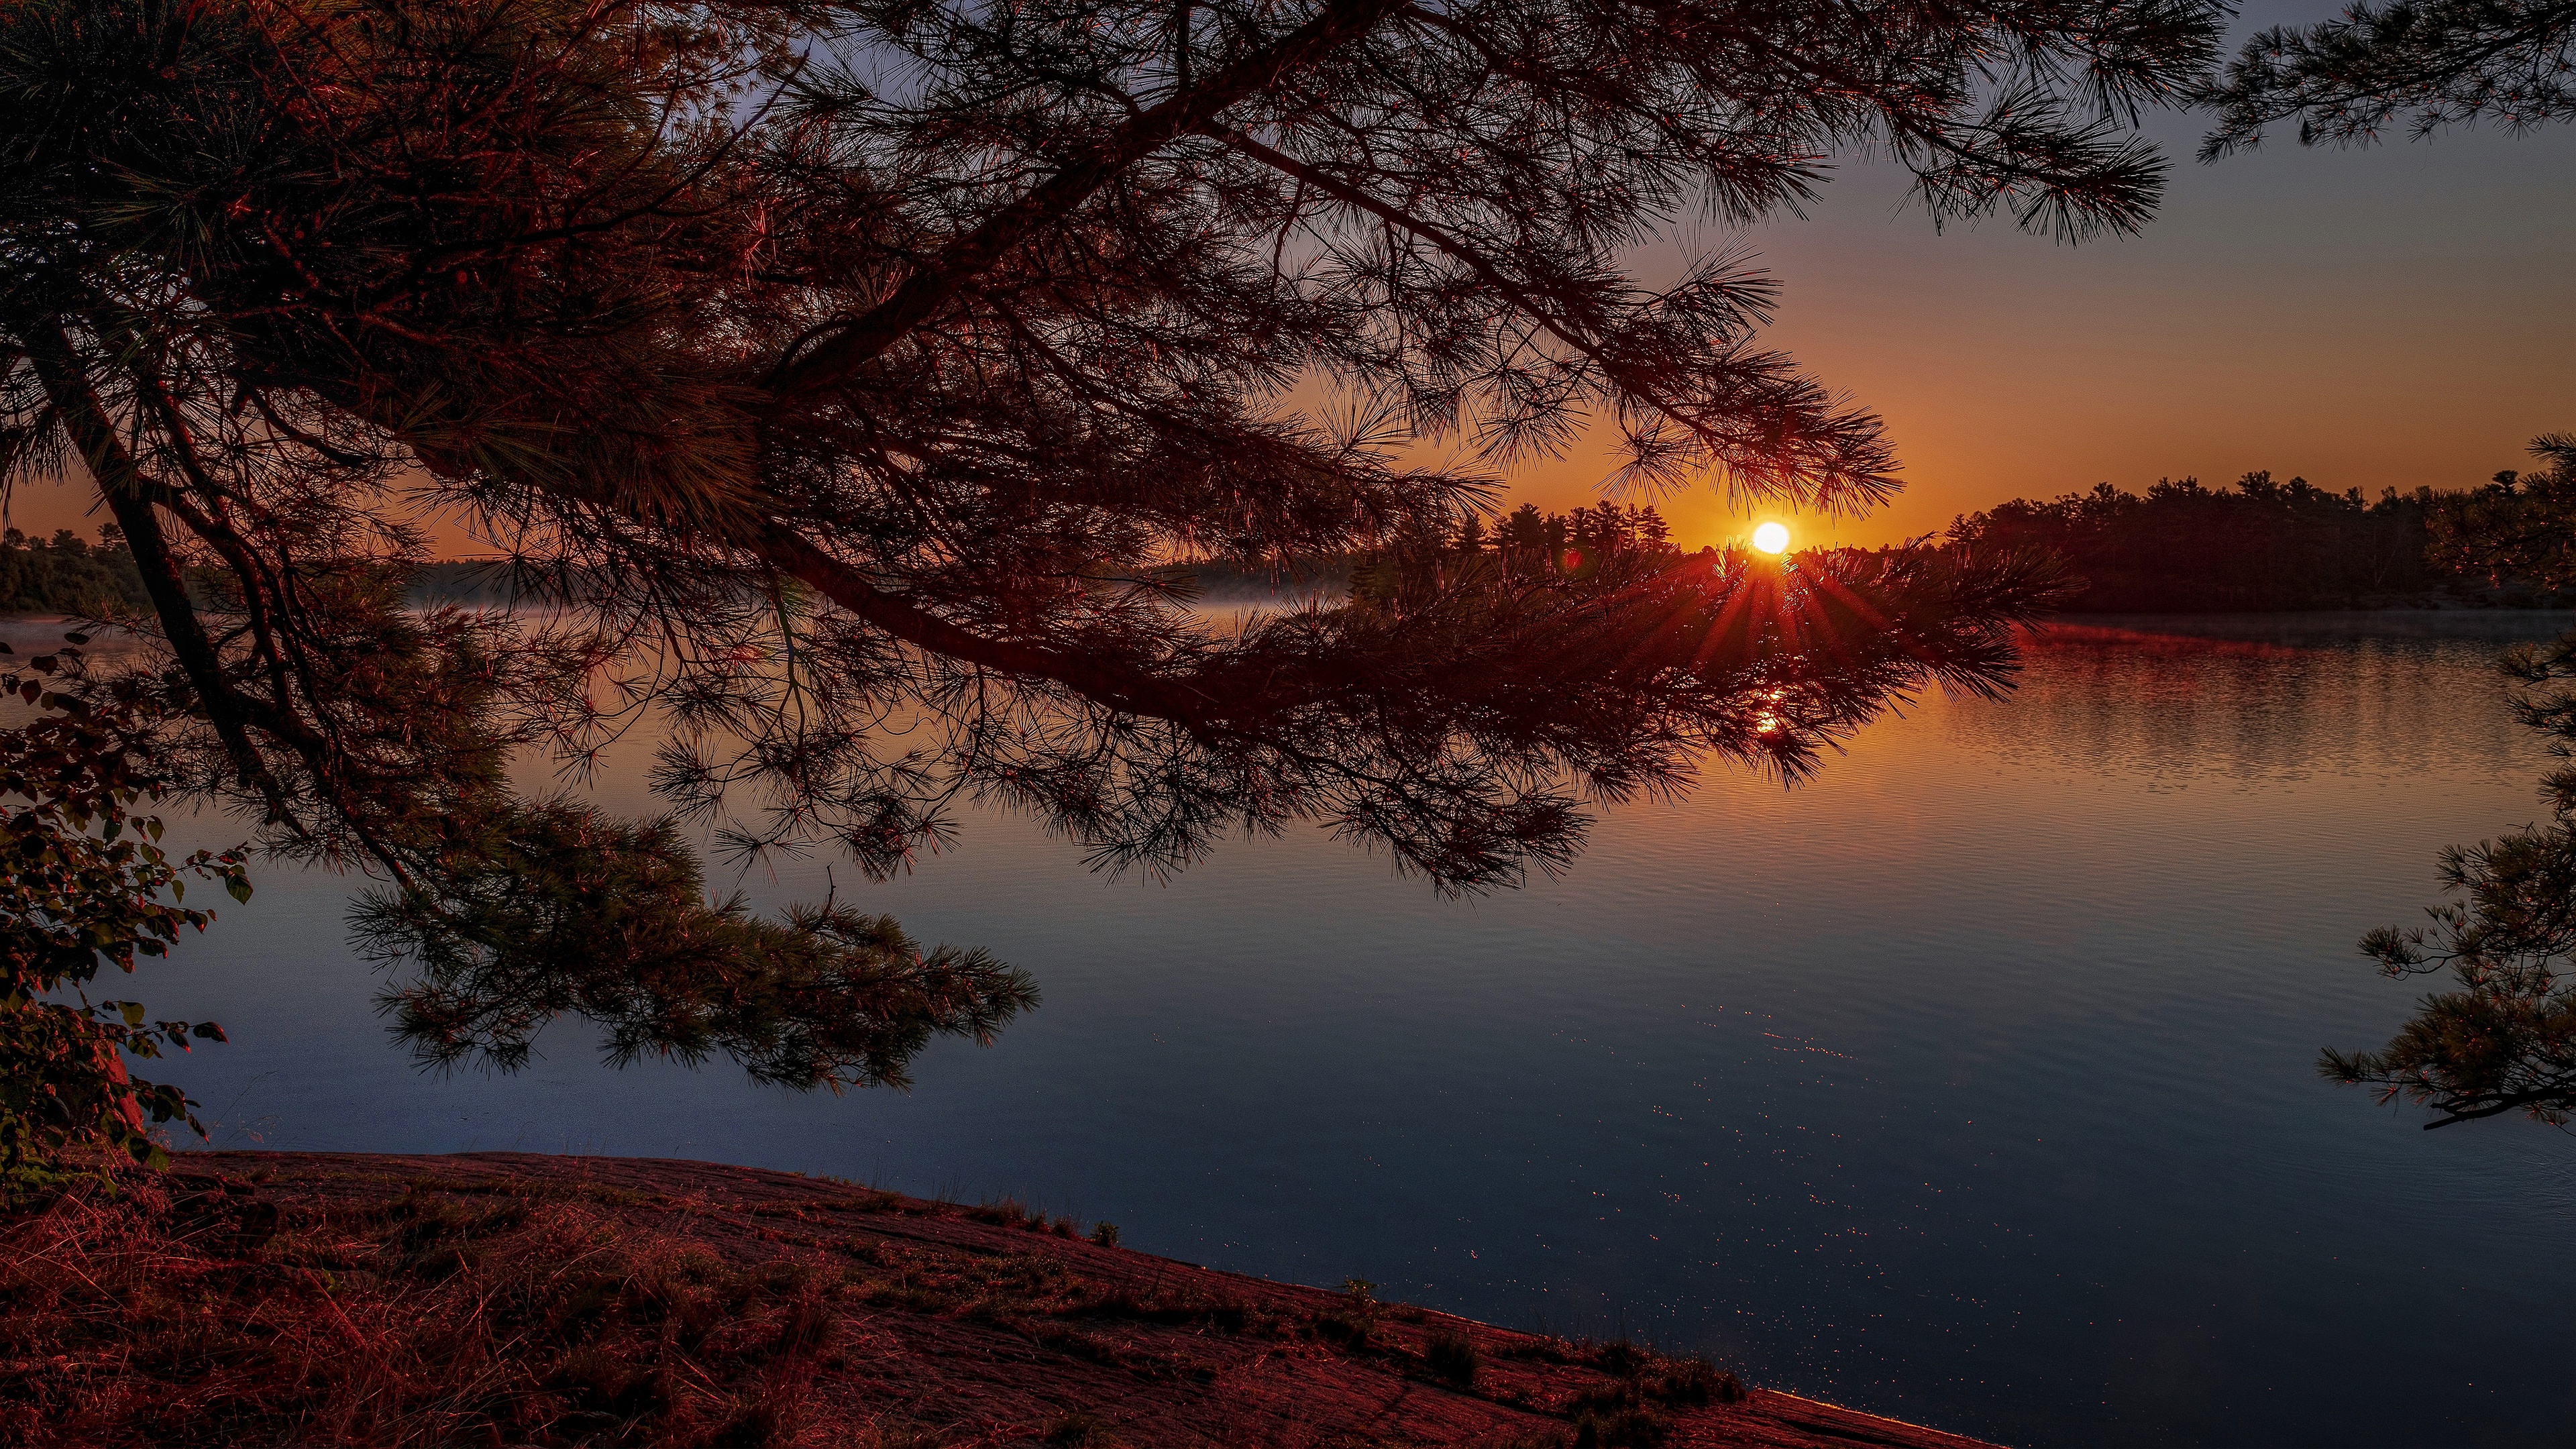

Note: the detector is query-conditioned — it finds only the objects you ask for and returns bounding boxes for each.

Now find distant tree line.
[0,526,149,614]
[1465,500,1678,570]
[1185,502,1680,604]
[1259,479,2573,614]
[1944,472,2476,611]
[0,541,564,616]
[23,484,2533,621]
[1352,502,1680,608]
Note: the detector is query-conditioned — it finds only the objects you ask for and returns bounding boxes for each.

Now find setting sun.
[1751,521,1791,555]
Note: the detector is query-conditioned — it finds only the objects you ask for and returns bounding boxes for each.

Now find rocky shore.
[1,1152,1996,1448]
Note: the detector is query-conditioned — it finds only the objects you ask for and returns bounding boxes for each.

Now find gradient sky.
[9,2,2573,555]
[1528,36,2576,549]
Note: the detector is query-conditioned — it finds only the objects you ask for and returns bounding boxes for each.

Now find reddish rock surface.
[6,1150,1998,1448]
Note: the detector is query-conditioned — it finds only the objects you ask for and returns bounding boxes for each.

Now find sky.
[9,3,2573,555]
[1515,93,2576,549]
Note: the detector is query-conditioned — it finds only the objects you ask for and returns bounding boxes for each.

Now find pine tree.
[2327,438,2576,1130]
[2204,0,2576,154]
[1500,504,1551,568]
[0,0,2187,1100]
[2427,438,2576,589]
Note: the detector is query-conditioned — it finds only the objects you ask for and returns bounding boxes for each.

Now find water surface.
[104,611,2576,1446]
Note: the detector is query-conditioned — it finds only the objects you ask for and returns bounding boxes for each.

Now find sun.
[1750,521,1791,555]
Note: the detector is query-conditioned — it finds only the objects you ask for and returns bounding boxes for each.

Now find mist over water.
[114,611,2576,1446]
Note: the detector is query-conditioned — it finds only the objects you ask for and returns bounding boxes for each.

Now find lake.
[94,610,2576,1446]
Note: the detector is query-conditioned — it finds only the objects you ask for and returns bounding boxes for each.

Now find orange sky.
[11,54,2573,557]
[1507,118,2576,551]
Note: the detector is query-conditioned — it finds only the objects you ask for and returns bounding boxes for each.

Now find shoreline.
[5,1150,1999,1448]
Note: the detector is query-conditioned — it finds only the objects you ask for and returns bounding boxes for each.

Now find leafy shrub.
[1,658,244,1197]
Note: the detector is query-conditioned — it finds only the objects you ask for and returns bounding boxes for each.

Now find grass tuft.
[1559,1339,1749,1445]
[1652,1355,1743,1406]
[1423,1326,1480,1387]
[1571,1405,1671,1448]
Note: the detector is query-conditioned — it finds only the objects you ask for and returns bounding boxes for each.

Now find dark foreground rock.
[1,1151,1995,1448]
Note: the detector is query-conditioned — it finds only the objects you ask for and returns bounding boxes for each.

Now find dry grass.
[0,1154,1951,1449]
[0,1176,841,1446]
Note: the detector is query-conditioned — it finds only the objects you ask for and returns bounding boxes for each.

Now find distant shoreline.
[12,598,2576,626]
[2047,599,2576,616]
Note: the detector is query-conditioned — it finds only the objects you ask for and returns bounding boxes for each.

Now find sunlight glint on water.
[117,612,2576,1447]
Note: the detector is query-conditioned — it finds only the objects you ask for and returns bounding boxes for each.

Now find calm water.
[92,612,2576,1446]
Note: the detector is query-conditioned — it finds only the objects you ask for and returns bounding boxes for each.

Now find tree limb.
[761,0,1412,404]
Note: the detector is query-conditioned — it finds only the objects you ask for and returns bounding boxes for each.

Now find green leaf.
[118,1002,146,1027]
[224,876,252,904]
